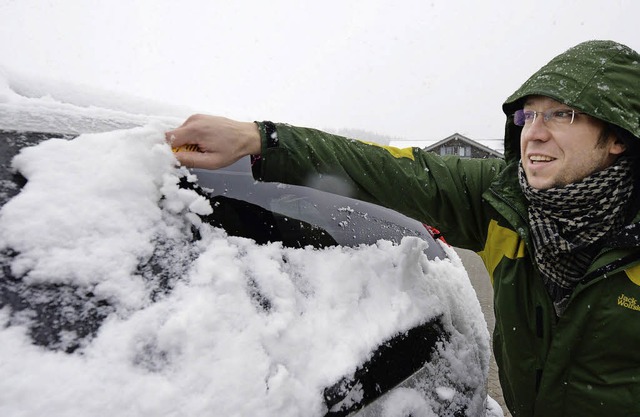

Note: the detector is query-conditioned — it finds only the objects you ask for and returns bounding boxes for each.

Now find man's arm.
[166,114,504,250]
[250,121,504,251]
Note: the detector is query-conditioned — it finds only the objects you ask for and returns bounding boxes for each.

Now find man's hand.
[165,115,261,170]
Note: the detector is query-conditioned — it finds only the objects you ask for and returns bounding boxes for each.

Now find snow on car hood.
[0,77,490,416]
[0,69,186,134]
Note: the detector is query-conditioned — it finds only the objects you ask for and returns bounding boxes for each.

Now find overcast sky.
[1,0,638,142]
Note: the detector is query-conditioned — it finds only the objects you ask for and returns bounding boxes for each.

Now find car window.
[323,316,447,416]
[191,161,447,260]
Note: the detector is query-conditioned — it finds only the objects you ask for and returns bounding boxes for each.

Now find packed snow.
[0,74,497,416]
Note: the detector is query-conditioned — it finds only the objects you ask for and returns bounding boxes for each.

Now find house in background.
[390,133,503,159]
[425,133,503,159]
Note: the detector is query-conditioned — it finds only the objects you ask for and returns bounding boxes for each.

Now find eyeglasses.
[513,108,586,127]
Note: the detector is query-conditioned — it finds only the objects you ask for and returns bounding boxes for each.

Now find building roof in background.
[390,133,504,155]
[425,133,503,157]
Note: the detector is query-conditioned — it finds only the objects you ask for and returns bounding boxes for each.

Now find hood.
[501,40,640,163]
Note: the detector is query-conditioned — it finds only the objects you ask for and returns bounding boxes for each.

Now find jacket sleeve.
[251,122,505,251]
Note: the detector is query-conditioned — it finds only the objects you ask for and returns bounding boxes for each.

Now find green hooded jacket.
[251,40,640,416]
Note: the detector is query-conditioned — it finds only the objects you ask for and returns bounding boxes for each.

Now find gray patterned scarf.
[518,157,634,316]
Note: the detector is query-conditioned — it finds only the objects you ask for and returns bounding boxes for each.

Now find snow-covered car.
[0,76,496,417]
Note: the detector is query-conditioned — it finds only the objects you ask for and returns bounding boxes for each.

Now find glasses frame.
[513,108,587,127]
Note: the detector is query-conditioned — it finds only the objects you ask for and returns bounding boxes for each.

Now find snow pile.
[0,103,492,416]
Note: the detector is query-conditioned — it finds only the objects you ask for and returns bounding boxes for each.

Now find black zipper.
[535,306,544,392]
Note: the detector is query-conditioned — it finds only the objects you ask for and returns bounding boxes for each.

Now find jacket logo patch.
[618,294,640,312]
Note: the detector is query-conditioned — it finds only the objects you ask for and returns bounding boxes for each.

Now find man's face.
[520,96,625,190]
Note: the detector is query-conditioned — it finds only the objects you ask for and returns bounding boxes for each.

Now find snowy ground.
[0,73,499,416]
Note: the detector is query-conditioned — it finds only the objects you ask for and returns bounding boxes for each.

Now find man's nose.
[522,115,552,142]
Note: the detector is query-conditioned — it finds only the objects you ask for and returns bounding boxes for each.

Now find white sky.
[1,0,638,141]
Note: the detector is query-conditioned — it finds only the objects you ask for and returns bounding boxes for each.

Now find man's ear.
[609,136,627,155]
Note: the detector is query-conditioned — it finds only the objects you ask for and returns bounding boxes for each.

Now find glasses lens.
[514,110,526,126]
[549,109,574,124]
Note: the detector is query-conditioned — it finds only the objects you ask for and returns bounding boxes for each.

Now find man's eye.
[553,110,572,119]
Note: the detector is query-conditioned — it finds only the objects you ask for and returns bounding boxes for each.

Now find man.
[167,40,640,416]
